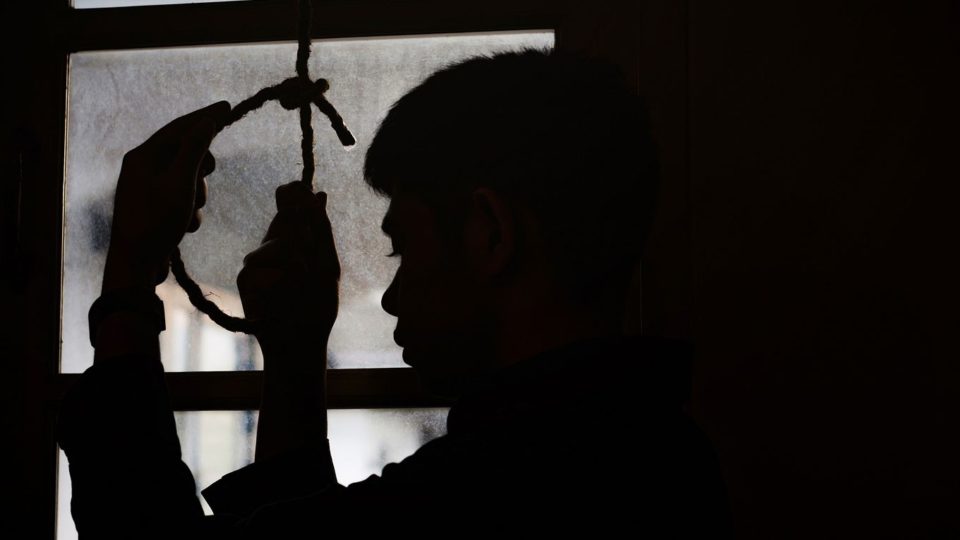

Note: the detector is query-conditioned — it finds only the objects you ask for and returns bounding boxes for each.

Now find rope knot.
[277,77,330,110]
[171,0,356,334]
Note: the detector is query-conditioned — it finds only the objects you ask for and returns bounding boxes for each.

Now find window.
[59,29,552,539]
[63,32,554,374]
[11,1,665,539]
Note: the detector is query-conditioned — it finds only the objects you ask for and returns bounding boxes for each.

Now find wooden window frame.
[9,1,687,538]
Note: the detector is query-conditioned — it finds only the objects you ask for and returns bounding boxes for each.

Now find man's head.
[365,49,659,394]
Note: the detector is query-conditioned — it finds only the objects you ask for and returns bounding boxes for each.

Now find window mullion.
[51,368,453,410]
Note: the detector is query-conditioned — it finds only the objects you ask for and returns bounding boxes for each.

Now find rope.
[168,0,354,334]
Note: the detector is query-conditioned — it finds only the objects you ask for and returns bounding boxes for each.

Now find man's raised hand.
[238,182,341,346]
[103,101,231,293]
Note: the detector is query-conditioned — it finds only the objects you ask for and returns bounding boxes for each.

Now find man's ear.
[464,187,517,279]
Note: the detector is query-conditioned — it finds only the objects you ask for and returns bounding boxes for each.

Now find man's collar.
[446,334,693,435]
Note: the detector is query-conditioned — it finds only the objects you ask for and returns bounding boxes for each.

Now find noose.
[168,0,354,334]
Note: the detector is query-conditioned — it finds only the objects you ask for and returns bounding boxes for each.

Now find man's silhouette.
[58,49,732,537]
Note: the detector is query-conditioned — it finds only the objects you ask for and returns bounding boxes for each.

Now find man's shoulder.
[351,335,732,531]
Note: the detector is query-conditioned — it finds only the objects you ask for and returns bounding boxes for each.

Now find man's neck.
[492,308,624,370]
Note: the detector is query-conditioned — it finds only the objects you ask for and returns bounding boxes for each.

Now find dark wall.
[687,1,958,537]
[3,2,62,538]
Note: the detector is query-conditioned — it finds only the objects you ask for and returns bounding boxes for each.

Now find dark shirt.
[58,334,733,538]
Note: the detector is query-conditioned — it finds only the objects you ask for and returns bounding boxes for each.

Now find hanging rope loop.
[168,0,353,334]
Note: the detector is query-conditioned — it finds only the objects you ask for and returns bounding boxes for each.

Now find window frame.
[48,0,566,407]
[10,1,688,538]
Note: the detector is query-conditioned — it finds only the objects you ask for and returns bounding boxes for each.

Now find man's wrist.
[102,247,163,293]
[89,288,165,348]
[257,331,329,373]
[92,311,162,362]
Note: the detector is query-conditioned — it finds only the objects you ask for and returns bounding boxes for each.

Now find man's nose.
[381,272,399,317]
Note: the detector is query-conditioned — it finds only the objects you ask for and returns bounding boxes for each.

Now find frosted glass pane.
[62,31,555,373]
[174,410,259,513]
[58,407,448,538]
[327,407,448,485]
[74,0,240,8]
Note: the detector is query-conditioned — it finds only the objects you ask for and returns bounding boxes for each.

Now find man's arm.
[58,343,205,538]
[58,102,230,538]
[235,183,340,463]
[255,333,328,462]
[195,179,342,515]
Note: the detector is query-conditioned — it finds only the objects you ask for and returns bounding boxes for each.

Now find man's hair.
[364,48,659,308]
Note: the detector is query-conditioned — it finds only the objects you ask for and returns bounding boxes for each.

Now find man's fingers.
[254,218,337,287]
[172,116,217,182]
[200,152,216,178]
[237,266,289,322]
[242,238,296,268]
[184,178,208,235]
[279,192,338,273]
[238,189,340,326]
[256,187,339,280]
[262,183,317,242]
[238,267,287,300]
[262,208,295,243]
[149,101,230,146]
[159,102,228,186]
[196,177,208,210]
[275,182,316,213]
[186,210,202,233]
[304,192,341,279]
